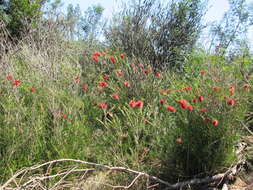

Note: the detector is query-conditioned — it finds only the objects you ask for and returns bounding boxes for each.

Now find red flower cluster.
[92,52,103,62]
[129,100,144,108]
[81,85,89,91]
[124,81,130,87]
[98,81,108,87]
[103,75,109,81]
[155,72,161,77]
[109,56,116,64]
[199,96,204,102]
[200,71,207,75]
[177,99,193,111]
[6,75,13,80]
[12,80,21,86]
[212,119,219,126]
[243,84,251,90]
[116,71,124,77]
[75,77,81,83]
[167,106,176,112]
[160,98,165,105]
[227,98,235,106]
[120,53,125,59]
[213,86,220,91]
[111,93,119,100]
[229,86,235,95]
[98,103,108,110]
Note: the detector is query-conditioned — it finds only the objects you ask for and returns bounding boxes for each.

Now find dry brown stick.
[49,166,78,190]
[1,158,244,190]
[112,173,143,189]
[239,120,253,136]
[164,160,245,190]
[1,158,172,189]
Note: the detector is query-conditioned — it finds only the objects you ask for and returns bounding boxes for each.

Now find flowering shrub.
[0,46,252,188]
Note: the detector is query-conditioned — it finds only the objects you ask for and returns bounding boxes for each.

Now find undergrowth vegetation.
[0,40,252,189]
[1,0,253,189]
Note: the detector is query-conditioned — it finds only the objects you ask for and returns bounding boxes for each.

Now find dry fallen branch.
[0,158,245,190]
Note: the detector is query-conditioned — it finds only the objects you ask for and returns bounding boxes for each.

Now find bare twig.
[239,120,253,136]
[0,158,245,190]
[112,174,143,189]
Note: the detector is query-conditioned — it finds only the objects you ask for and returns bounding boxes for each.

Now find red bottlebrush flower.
[120,53,125,59]
[212,119,219,126]
[200,71,207,75]
[187,105,193,111]
[103,74,109,81]
[229,86,235,95]
[111,93,119,100]
[135,100,144,108]
[213,86,220,91]
[93,51,102,57]
[199,96,204,102]
[62,114,68,118]
[129,100,136,108]
[184,86,192,91]
[176,138,182,143]
[178,99,189,109]
[193,99,198,103]
[75,77,81,83]
[154,72,161,77]
[30,88,36,92]
[167,106,176,112]
[12,80,21,86]
[200,108,208,112]
[124,81,130,87]
[243,84,251,89]
[98,103,108,110]
[227,98,235,106]
[116,71,124,77]
[92,52,102,62]
[143,119,149,123]
[142,69,149,74]
[81,85,89,91]
[160,98,165,105]
[138,63,144,67]
[6,75,13,80]
[92,55,99,62]
[109,56,116,64]
[98,81,108,87]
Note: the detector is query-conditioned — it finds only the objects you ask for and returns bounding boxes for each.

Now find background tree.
[210,0,253,55]
[65,3,82,40]
[78,4,104,43]
[105,0,207,71]
[0,0,48,41]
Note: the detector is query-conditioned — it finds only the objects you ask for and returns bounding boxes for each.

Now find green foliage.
[0,0,46,40]
[105,0,207,71]
[210,0,253,55]
[78,4,104,42]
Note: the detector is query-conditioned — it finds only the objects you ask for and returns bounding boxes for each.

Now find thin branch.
[1,157,245,190]
[112,174,143,189]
